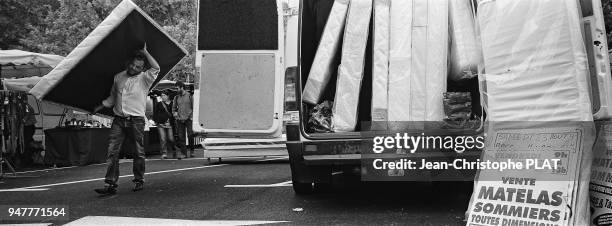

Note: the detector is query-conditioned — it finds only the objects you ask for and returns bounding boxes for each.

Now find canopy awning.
[3,76,42,92]
[0,50,64,67]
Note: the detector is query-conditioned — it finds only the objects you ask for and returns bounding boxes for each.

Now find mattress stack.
[470,0,595,225]
[305,0,473,132]
[388,0,449,122]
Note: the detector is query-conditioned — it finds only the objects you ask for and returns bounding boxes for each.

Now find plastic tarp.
[302,0,349,105]
[371,0,390,125]
[331,0,372,132]
[29,0,187,116]
[0,50,64,67]
[448,0,480,81]
[388,0,448,122]
[478,0,592,122]
[3,76,42,92]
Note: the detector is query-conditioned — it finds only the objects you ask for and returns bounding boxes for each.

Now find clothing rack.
[0,90,29,179]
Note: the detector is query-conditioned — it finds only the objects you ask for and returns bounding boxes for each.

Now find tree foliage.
[9,0,197,82]
[21,0,102,56]
[0,0,58,49]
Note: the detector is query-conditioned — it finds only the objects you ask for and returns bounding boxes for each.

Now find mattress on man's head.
[478,0,592,121]
[29,0,187,117]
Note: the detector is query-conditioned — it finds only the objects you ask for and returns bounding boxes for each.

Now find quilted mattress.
[371,0,390,125]
[331,0,372,132]
[478,0,592,122]
[302,0,350,105]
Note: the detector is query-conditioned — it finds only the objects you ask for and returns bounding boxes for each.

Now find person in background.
[20,103,37,166]
[92,44,160,195]
[154,91,180,159]
[172,81,195,158]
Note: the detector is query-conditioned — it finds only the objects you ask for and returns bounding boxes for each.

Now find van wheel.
[314,182,332,193]
[293,181,313,195]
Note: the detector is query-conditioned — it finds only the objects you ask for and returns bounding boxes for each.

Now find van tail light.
[283,66,299,123]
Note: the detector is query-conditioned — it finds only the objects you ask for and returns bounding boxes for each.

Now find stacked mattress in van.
[371,0,390,127]
[478,0,592,122]
[448,0,479,81]
[302,0,350,106]
[332,0,372,132]
[305,0,453,132]
[388,0,448,122]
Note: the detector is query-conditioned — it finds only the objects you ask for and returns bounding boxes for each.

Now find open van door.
[193,0,285,138]
[578,0,612,120]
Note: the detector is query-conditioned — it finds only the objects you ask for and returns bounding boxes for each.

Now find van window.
[198,0,278,50]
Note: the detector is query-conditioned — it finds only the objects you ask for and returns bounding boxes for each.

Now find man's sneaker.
[94,184,117,195]
[161,154,168,160]
[133,182,144,192]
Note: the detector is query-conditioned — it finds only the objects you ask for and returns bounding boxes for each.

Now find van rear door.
[579,0,612,120]
[193,0,285,138]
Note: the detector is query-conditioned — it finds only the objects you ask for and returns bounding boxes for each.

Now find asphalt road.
[0,150,474,225]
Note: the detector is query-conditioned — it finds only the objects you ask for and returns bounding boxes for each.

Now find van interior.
[299,0,481,136]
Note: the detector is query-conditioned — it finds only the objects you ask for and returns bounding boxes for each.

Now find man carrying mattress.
[92,43,160,195]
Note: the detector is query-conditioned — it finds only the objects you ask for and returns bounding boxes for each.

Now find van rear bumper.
[303,154,361,165]
[288,141,482,183]
[301,151,482,166]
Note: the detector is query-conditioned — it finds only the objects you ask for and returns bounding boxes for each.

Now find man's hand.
[139,42,160,71]
[93,104,105,114]
[141,43,148,53]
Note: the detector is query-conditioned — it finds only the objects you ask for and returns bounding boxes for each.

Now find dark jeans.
[175,119,194,154]
[104,116,145,186]
[157,126,175,155]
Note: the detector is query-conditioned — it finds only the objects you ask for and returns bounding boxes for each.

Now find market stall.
[0,90,29,176]
[44,127,109,166]
[0,50,113,167]
[0,50,65,173]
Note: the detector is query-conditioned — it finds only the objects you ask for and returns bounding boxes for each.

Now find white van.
[194,0,612,195]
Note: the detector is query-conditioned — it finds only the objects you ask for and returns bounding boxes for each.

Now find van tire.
[293,181,313,195]
[314,182,332,193]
